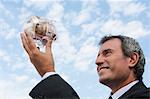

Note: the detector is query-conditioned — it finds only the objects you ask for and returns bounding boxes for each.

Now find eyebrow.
[98,48,112,56]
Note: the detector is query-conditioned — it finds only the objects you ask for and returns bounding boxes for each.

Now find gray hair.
[99,35,145,81]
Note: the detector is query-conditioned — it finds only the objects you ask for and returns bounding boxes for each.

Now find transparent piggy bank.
[23,16,56,52]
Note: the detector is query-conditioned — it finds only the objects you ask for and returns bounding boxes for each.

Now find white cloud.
[0,57,38,99]
[74,59,90,71]
[0,45,34,73]
[73,8,91,25]
[5,28,17,40]
[107,0,146,16]
[23,0,56,10]
[80,0,99,7]
[60,73,70,82]
[100,19,123,34]
[53,32,98,72]
[146,6,150,18]
[20,0,64,26]
[108,0,132,1]
[72,20,102,45]
[101,19,149,38]
[11,74,29,83]
[46,1,64,21]
[45,1,101,72]
[53,32,77,65]
[107,1,128,15]
[50,18,77,65]
[0,72,39,99]
[0,45,32,71]
[72,0,99,26]
[0,19,9,34]
[0,49,12,63]
[74,38,98,71]
[18,7,33,26]
[0,79,31,99]
[81,21,101,35]
[0,1,14,19]
[123,2,146,16]
[0,19,18,40]
[52,15,100,72]
[124,21,148,38]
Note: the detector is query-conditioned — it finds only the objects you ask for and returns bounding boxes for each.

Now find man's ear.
[128,52,140,68]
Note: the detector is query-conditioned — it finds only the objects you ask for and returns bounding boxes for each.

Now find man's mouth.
[97,66,109,72]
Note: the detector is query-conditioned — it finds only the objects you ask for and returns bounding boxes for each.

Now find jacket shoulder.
[119,81,150,99]
[29,74,79,99]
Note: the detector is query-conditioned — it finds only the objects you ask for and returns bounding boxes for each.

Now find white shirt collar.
[111,80,139,99]
[42,72,57,80]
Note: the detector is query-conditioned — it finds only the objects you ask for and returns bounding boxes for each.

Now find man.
[21,33,149,99]
[21,32,79,99]
[96,35,150,99]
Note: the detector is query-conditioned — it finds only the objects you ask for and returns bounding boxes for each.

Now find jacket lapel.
[118,81,148,99]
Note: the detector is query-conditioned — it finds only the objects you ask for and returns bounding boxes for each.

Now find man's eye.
[103,50,112,56]
[105,52,109,56]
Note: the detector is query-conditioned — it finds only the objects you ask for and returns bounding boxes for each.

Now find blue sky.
[0,0,150,99]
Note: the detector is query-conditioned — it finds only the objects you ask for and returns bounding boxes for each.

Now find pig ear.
[31,16,40,23]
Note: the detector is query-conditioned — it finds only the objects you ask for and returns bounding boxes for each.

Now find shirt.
[111,80,139,99]
[42,72,57,80]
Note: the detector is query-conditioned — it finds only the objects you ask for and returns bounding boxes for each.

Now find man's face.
[96,38,131,87]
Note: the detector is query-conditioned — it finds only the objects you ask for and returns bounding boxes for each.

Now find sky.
[0,0,150,99]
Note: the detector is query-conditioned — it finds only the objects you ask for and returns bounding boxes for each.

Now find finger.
[45,39,53,54]
[20,33,31,55]
[25,32,38,52]
[51,33,56,41]
[45,39,54,66]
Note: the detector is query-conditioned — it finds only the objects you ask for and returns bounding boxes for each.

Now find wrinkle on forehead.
[99,38,122,53]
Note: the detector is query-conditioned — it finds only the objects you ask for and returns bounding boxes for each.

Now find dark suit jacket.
[29,74,80,99]
[118,81,150,99]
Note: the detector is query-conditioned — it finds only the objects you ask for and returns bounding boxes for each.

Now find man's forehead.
[99,38,122,52]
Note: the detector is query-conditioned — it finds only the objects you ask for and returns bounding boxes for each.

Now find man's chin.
[99,78,106,84]
[99,77,112,86]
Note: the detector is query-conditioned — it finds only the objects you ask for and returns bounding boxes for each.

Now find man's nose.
[95,55,105,67]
